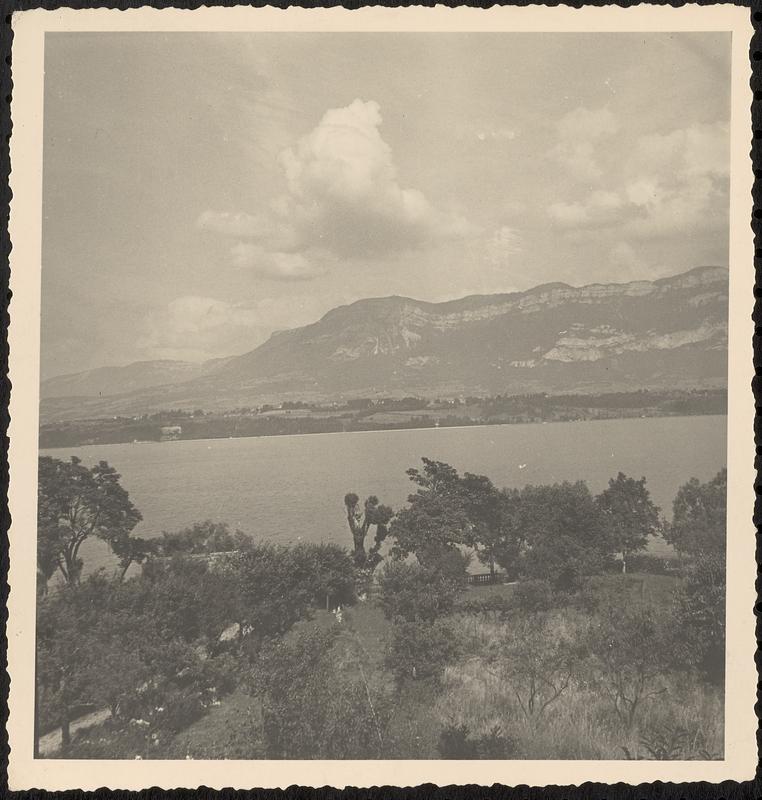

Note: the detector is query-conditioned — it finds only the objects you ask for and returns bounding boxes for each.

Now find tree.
[669,550,726,685]
[585,597,671,727]
[343,493,393,567]
[158,519,253,557]
[596,472,661,573]
[386,618,462,685]
[289,542,357,610]
[377,559,462,623]
[37,567,239,756]
[460,473,522,577]
[36,577,106,752]
[217,544,316,648]
[665,468,726,558]
[517,481,613,589]
[37,456,143,587]
[390,458,471,570]
[486,614,577,722]
[254,625,389,758]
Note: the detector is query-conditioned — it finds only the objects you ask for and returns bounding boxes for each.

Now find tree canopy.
[665,468,726,557]
[596,472,661,573]
[38,456,143,588]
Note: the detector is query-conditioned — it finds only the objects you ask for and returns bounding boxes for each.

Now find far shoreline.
[39,411,729,452]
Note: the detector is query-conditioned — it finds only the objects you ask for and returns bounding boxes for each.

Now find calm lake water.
[41,415,727,575]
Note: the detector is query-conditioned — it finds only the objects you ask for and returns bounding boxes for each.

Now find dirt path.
[38,708,112,756]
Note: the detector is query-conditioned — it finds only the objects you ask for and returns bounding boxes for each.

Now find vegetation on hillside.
[35,454,726,760]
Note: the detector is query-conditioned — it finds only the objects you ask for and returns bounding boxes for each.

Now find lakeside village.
[39,387,727,447]
[37,449,726,760]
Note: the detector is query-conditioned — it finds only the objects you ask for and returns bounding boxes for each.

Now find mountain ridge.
[40,266,728,421]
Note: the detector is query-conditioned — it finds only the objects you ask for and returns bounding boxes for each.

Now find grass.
[81,571,713,761]
[436,607,723,760]
[164,690,263,759]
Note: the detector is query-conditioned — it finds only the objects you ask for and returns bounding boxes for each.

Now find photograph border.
[4,2,758,791]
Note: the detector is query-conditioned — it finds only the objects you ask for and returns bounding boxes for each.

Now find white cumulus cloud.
[550,106,620,183]
[198,99,476,271]
[548,120,729,241]
[138,294,331,361]
[230,243,326,281]
[276,98,475,256]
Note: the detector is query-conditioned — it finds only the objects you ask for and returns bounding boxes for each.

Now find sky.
[40,32,731,378]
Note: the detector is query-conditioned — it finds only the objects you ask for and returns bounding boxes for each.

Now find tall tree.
[596,472,661,573]
[343,493,393,567]
[517,481,612,589]
[38,456,143,587]
[459,474,522,577]
[665,468,727,558]
[390,458,471,573]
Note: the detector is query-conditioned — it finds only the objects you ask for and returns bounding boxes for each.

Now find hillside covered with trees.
[35,455,726,760]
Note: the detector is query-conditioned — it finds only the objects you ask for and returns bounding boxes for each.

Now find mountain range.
[40,266,728,423]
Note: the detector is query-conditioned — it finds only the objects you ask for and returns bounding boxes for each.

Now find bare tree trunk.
[61,713,71,754]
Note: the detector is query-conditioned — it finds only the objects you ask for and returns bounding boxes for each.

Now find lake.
[41,415,727,576]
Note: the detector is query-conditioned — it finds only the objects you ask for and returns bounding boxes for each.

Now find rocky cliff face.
[41,266,728,418]
[206,265,727,397]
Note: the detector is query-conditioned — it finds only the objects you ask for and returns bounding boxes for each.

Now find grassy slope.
[161,573,722,761]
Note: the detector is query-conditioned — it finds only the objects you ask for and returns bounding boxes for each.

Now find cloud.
[548,190,623,228]
[230,243,326,281]
[550,107,620,183]
[486,226,522,266]
[199,99,476,270]
[197,210,270,239]
[137,294,330,361]
[476,127,517,142]
[609,241,648,276]
[548,121,729,240]
[276,98,475,256]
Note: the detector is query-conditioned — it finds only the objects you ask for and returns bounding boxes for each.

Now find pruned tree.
[37,456,143,588]
[343,493,393,567]
[596,472,661,573]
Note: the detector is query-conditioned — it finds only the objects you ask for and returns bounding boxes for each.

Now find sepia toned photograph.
[6,4,756,791]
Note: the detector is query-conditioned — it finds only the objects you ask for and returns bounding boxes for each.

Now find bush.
[585,597,672,727]
[455,594,513,620]
[626,553,676,576]
[386,619,462,685]
[290,542,357,610]
[437,723,517,759]
[255,625,389,759]
[512,579,557,613]
[377,560,462,622]
[668,552,725,685]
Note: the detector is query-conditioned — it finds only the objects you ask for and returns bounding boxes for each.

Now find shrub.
[377,560,462,623]
[487,614,577,721]
[290,542,357,610]
[437,723,517,759]
[255,624,388,759]
[585,598,672,727]
[386,619,462,685]
[625,553,676,576]
[437,723,477,758]
[668,552,725,685]
[512,579,557,613]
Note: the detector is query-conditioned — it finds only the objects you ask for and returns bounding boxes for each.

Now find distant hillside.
[41,359,217,399]
[40,266,728,422]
